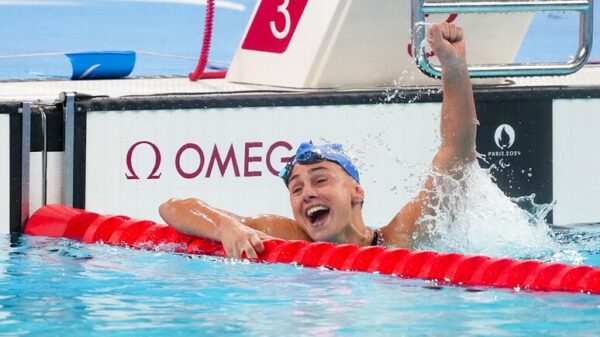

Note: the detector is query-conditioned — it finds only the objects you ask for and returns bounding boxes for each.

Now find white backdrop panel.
[0,115,10,233]
[553,99,600,225]
[86,103,442,226]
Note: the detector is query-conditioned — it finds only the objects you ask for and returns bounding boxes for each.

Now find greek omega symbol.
[125,141,162,180]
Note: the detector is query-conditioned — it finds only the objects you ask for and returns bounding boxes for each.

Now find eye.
[291,186,302,194]
[315,177,328,185]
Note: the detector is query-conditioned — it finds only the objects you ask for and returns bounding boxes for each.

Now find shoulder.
[380,192,430,248]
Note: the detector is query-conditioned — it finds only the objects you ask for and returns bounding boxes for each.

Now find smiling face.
[287,161,363,242]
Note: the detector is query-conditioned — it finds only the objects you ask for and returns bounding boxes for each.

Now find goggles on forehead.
[278,142,360,186]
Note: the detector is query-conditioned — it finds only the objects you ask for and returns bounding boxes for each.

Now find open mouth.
[306,205,330,228]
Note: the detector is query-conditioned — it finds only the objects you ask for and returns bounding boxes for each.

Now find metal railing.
[411,0,594,78]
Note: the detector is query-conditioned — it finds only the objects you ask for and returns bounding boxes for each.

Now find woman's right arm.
[159,198,310,258]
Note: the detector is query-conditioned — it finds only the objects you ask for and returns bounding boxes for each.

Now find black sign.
[475,98,553,222]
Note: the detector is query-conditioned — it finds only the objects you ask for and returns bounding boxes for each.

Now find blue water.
[1,229,600,337]
[2,3,600,335]
[0,0,255,80]
[0,0,598,80]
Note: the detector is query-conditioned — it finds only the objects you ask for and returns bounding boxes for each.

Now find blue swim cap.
[279,142,360,186]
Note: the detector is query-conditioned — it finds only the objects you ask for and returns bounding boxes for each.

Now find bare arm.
[159,198,310,258]
[430,22,477,170]
[382,22,477,247]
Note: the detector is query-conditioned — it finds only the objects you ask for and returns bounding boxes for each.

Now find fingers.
[429,22,462,44]
[426,21,466,63]
[441,22,450,40]
[456,26,464,43]
[250,235,265,254]
[242,245,258,260]
[224,234,264,260]
[441,22,461,43]
[225,243,258,260]
[427,22,444,48]
[448,24,463,42]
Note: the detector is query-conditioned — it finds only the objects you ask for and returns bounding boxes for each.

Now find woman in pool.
[159,21,477,259]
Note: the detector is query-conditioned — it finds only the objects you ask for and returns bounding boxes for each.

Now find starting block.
[226,0,533,88]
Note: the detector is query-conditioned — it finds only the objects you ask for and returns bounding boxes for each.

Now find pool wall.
[2,79,600,233]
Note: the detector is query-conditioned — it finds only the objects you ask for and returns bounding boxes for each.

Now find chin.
[306,217,346,243]
[308,228,336,243]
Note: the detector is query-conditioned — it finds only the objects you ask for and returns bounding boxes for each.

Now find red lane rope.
[189,0,227,81]
[24,205,600,295]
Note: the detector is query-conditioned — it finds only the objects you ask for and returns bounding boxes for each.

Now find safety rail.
[411,0,594,78]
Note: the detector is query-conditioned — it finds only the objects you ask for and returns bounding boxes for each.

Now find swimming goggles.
[279,142,360,186]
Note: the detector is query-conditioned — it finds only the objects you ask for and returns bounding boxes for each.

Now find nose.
[301,184,318,202]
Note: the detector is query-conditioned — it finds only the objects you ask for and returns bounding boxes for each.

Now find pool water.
[0,0,255,80]
[1,230,599,337]
[1,2,600,336]
[0,0,599,80]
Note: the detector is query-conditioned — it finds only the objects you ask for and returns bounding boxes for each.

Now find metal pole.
[422,0,590,13]
[20,102,30,229]
[63,93,75,207]
[40,107,47,206]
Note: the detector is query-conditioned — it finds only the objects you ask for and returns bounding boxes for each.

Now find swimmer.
[159,21,477,259]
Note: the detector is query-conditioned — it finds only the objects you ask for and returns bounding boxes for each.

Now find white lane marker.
[79,64,101,79]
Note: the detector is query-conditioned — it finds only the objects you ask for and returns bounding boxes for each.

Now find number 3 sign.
[242,0,309,54]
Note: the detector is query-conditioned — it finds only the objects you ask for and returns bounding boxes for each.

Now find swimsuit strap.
[371,228,382,246]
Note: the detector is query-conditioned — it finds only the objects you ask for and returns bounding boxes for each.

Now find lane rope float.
[24,205,600,295]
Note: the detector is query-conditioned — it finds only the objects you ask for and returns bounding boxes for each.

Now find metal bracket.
[412,0,594,78]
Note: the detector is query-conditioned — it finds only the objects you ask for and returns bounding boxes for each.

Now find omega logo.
[125,141,293,180]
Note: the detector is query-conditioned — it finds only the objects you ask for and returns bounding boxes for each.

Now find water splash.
[411,162,577,262]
